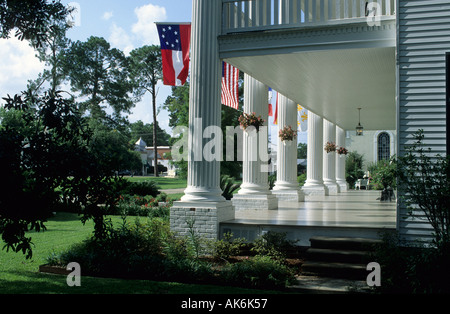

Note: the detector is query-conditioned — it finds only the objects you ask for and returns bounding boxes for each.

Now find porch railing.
[222,0,396,34]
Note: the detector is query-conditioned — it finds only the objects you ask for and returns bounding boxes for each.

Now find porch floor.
[221,190,397,246]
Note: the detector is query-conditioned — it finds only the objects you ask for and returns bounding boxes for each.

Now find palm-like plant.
[220,175,240,200]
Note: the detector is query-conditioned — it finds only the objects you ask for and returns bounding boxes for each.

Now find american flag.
[221,62,239,109]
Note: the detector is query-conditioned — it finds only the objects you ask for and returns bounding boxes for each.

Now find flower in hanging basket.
[324,141,337,153]
[336,146,348,155]
[279,125,298,141]
[239,112,265,131]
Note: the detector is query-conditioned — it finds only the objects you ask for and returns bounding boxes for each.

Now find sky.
[0,0,306,144]
[0,0,192,136]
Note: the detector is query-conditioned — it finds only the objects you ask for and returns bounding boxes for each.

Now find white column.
[302,111,328,196]
[272,94,305,202]
[170,0,234,241]
[323,119,340,194]
[232,74,278,210]
[336,126,348,192]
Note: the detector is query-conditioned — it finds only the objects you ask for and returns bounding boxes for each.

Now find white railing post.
[221,0,395,34]
[274,0,280,24]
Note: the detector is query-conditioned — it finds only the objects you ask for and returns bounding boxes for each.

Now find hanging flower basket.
[239,112,265,132]
[336,146,348,155]
[324,141,337,153]
[279,125,297,142]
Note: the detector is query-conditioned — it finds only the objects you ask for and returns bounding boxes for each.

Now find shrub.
[220,255,297,290]
[368,158,397,190]
[297,173,306,187]
[370,232,450,294]
[345,151,364,188]
[397,129,450,247]
[209,232,246,261]
[251,231,299,261]
[48,218,207,281]
[121,180,160,197]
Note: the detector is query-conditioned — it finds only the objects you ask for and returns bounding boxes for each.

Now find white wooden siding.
[397,0,449,244]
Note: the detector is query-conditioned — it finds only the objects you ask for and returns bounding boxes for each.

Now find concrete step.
[306,248,369,264]
[301,261,368,280]
[309,236,381,251]
[302,236,380,280]
[288,275,370,294]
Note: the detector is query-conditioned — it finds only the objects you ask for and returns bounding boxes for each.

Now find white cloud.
[109,23,134,56]
[0,38,44,97]
[102,11,114,21]
[132,4,167,45]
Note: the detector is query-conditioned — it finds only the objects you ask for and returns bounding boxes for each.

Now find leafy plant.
[210,232,245,261]
[186,218,203,259]
[220,175,240,200]
[251,231,299,261]
[397,129,450,247]
[368,158,397,190]
[345,151,364,188]
[268,173,276,190]
[221,255,296,289]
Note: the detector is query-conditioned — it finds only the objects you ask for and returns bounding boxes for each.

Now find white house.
[170,0,448,246]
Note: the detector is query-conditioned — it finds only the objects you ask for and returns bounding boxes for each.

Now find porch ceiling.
[224,46,396,131]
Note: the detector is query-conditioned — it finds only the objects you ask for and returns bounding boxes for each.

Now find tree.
[297,143,307,159]
[64,36,135,126]
[129,120,170,147]
[0,0,70,47]
[129,45,162,177]
[0,91,124,258]
[28,19,72,95]
[87,119,142,175]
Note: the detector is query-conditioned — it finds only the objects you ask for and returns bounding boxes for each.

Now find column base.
[271,189,305,202]
[324,181,340,194]
[231,193,278,211]
[302,184,329,196]
[337,180,348,192]
[170,201,235,241]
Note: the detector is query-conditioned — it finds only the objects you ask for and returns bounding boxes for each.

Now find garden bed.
[39,264,72,276]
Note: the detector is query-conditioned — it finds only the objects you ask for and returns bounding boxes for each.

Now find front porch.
[221,190,396,246]
[170,0,399,244]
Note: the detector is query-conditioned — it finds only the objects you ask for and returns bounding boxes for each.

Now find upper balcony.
[222,0,396,34]
[219,1,397,131]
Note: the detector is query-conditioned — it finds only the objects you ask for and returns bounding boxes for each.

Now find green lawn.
[124,176,187,190]
[0,212,279,294]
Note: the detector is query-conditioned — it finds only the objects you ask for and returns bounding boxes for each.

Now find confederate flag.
[156,23,191,86]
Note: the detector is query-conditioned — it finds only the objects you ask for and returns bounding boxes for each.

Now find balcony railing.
[222,0,396,34]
